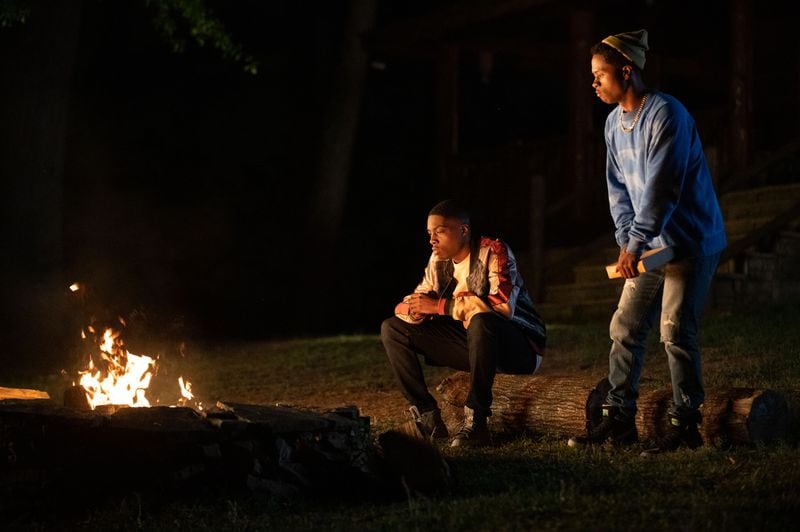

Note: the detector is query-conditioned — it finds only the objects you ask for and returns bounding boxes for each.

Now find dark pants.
[380,313,540,417]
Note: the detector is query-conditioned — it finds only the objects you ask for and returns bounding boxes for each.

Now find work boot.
[640,411,703,456]
[568,404,638,448]
[450,406,490,448]
[409,405,449,441]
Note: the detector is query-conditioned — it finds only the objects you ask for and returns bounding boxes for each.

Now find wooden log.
[0,386,50,400]
[437,372,595,438]
[437,372,791,446]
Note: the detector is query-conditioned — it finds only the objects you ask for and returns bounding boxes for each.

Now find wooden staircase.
[712,183,800,308]
[535,182,800,322]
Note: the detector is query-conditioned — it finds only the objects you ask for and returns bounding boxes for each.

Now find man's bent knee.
[380,316,409,343]
[466,312,503,334]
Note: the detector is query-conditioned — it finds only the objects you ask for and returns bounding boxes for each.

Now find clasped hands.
[406,291,476,319]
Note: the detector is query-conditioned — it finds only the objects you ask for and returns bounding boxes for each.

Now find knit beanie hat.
[601,29,649,70]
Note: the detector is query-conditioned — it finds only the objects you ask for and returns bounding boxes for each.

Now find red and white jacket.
[395,237,546,354]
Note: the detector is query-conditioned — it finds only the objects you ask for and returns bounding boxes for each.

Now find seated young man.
[381,199,546,447]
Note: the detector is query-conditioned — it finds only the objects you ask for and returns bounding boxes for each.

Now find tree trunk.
[435,43,459,188]
[436,372,791,446]
[729,0,753,174]
[310,0,376,249]
[567,7,594,225]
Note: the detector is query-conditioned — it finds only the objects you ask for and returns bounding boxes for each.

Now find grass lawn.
[7,303,800,530]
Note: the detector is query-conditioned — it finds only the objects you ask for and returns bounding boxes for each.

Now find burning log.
[436,372,791,446]
[0,387,49,400]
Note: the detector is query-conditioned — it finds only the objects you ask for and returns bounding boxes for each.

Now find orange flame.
[78,328,155,409]
[178,376,193,401]
[178,376,203,410]
[75,325,202,411]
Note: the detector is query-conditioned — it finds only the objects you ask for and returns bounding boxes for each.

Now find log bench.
[436,372,794,446]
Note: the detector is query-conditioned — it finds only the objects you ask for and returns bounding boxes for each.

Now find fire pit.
[1,284,449,518]
[1,290,381,518]
[0,393,375,517]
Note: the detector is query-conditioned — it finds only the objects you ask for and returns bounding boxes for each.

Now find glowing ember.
[69,282,81,292]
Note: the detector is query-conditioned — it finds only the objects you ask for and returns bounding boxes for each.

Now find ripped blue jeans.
[606,252,720,420]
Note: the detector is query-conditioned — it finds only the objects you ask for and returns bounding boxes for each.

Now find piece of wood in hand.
[606,246,675,279]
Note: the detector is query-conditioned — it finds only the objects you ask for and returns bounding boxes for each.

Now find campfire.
[1,282,375,514]
[69,282,202,411]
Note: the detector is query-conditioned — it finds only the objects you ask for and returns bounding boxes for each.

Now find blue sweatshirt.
[605,91,727,258]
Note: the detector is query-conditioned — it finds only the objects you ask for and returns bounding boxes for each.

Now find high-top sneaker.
[409,405,449,441]
[568,404,638,448]
[450,406,490,448]
[640,411,703,456]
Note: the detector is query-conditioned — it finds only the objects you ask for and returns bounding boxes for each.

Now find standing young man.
[381,199,546,448]
[568,30,726,454]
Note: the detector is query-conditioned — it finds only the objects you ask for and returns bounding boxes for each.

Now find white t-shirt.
[452,254,470,296]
